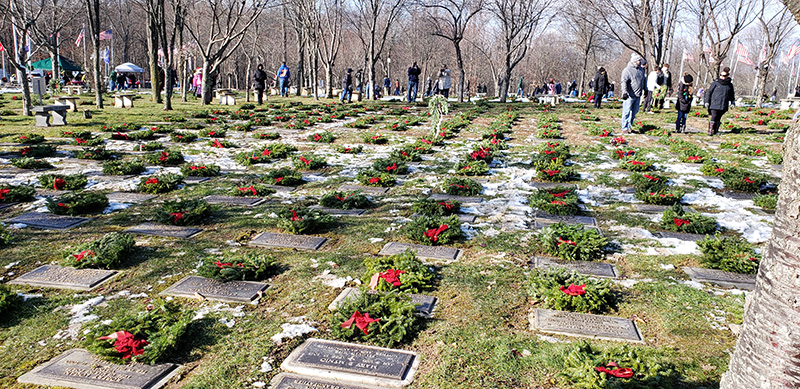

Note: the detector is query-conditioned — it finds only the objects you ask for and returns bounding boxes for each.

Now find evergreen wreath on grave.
[736,144,767,156]
[646,127,672,137]
[170,131,198,143]
[443,177,482,196]
[330,288,419,348]
[536,125,562,139]
[467,146,494,163]
[17,133,45,144]
[373,158,408,175]
[346,115,383,129]
[334,145,364,154]
[230,183,276,196]
[419,133,445,146]
[149,124,176,133]
[146,149,184,166]
[454,159,488,176]
[720,170,768,192]
[253,132,280,140]
[135,142,164,152]
[405,215,463,246]
[631,121,658,133]
[767,151,783,165]
[0,284,21,315]
[199,128,226,137]
[39,174,88,190]
[229,122,252,132]
[618,158,655,172]
[76,146,116,160]
[660,204,716,235]
[678,149,708,164]
[262,143,298,159]
[208,138,237,148]
[180,163,221,177]
[83,299,194,364]
[10,157,53,169]
[634,188,684,205]
[276,207,336,234]
[292,154,328,170]
[540,222,608,261]
[610,148,638,160]
[63,232,136,269]
[235,150,272,166]
[528,269,618,314]
[537,160,579,182]
[529,186,580,216]
[307,131,336,143]
[71,136,105,147]
[19,144,56,158]
[198,251,278,281]
[753,193,777,210]
[408,140,434,154]
[698,233,761,274]
[560,341,676,389]
[63,130,93,139]
[629,172,669,192]
[126,129,158,141]
[356,170,396,187]
[47,191,109,215]
[0,184,36,203]
[584,123,613,137]
[412,198,461,216]
[0,224,11,247]
[265,168,304,186]
[384,120,409,131]
[363,133,389,145]
[699,162,734,177]
[101,123,140,132]
[319,191,371,210]
[156,198,213,226]
[610,136,627,147]
[138,173,184,194]
[392,146,422,161]
[364,250,436,293]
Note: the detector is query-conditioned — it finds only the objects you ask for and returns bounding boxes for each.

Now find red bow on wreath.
[550,200,567,205]
[438,202,454,210]
[673,218,691,227]
[628,160,645,166]
[159,152,169,162]
[595,364,634,378]
[239,186,258,196]
[424,224,449,242]
[386,163,398,172]
[98,331,149,359]
[379,269,406,286]
[340,311,381,335]
[368,177,381,184]
[0,188,9,200]
[556,236,577,246]
[274,177,284,184]
[290,210,301,221]
[549,190,570,198]
[171,212,184,223]
[212,139,224,148]
[543,169,561,176]
[145,178,159,185]
[53,178,66,190]
[559,283,586,296]
[73,250,95,262]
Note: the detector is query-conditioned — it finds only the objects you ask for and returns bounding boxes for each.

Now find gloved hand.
[622,93,629,100]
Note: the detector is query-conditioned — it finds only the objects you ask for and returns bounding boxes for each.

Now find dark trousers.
[676,111,687,129]
[441,88,450,98]
[642,90,653,112]
[593,94,602,108]
[255,88,264,105]
[709,109,725,133]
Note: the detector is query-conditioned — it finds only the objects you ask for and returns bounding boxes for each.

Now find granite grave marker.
[378,242,461,261]
[125,223,203,239]
[160,276,268,303]
[530,309,644,343]
[9,265,117,291]
[250,232,327,251]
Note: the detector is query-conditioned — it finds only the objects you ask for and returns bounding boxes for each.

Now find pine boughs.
[265,168,304,186]
[529,186,580,215]
[292,154,328,170]
[230,183,276,196]
[634,188,684,205]
[308,131,336,143]
[76,146,116,160]
[199,128,226,137]
[0,285,21,315]
[39,174,88,191]
[363,133,389,144]
[320,191,371,209]
[198,252,278,281]
[363,250,436,293]
[133,142,164,152]
[405,215,463,245]
[170,132,198,143]
[83,299,193,364]
[253,132,280,140]
[19,145,56,158]
[47,192,109,215]
[276,207,336,234]
[412,199,461,216]
[102,160,146,176]
[262,143,297,159]
[528,269,618,314]
[180,163,221,177]
[11,157,54,169]
[138,173,183,194]
[537,160,579,182]
[335,145,364,154]
[559,341,675,389]
[147,149,185,166]
[208,139,238,148]
[373,158,408,175]
[455,160,489,176]
[0,224,11,247]
[619,159,655,171]
[540,222,608,261]
[443,177,482,196]
[391,147,422,162]
[721,170,768,192]
[660,204,716,234]
[356,171,397,187]
[17,133,45,144]
[155,198,213,225]
[63,233,136,269]
[698,233,760,274]
[330,289,419,348]
[753,193,777,210]
[0,185,36,203]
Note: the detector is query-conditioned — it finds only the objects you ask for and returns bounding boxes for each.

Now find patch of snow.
[314,269,353,288]
[271,317,318,345]
[683,188,772,243]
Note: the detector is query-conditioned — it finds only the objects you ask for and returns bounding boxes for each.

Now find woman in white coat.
[437,65,452,99]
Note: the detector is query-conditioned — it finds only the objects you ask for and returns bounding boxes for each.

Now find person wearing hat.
[620,53,647,133]
[704,67,736,136]
[341,68,353,103]
[592,67,609,109]
[675,73,694,133]
[253,64,268,105]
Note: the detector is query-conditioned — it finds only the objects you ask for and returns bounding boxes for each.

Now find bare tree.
[84,0,103,108]
[488,0,552,102]
[0,0,46,115]
[423,0,484,102]
[27,0,76,83]
[562,0,607,96]
[316,0,344,98]
[689,0,758,82]
[753,0,795,105]
[350,0,404,99]
[158,0,186,110]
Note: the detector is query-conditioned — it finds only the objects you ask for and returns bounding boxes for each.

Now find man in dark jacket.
[593,67,609,109]
[794,84,800,97]
[253,64,268,105]
[341,68,353,103]
[675,74,693,133]
[704,67,736,136]
[407,62,421,102]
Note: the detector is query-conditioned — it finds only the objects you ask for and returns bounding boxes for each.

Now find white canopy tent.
[114,63,145,73]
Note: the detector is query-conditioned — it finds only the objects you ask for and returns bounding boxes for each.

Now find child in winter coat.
[675,74,694,133]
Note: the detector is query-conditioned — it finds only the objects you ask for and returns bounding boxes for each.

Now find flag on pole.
[787,43,800,60]
[99,29,113,40]
[0,43,4,52]
[682,49,694,62]
[75,29,84,47]
[737,55,754,66]
[102,47,110,64]
[735,42,749,58]
[782,51,790,65]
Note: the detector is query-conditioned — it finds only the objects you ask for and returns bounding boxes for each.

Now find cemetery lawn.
[0,92,782,388]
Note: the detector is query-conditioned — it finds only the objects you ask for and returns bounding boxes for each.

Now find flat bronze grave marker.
[183,176,211,185]
[530,309,644,343]
[125,223,203,239]
[427,193,483,203]
[281,338,420,388]
[6,212,90,230]
[683,267,756,290]
[654,231,707,241]
[270,373,384,389]
[106,192,157,204]
[0,202,18,211]
[17,348,180,389]
[203,195,265,207]
[533,210,597,226]
[9,265,117,291]
[339,184,390,195]
[160,276,268,303]
[249,232,327,251]
[721,191,755,200]
[378,242,461,261]
[531,182,577,190]
[309,206,366,216]
[533,256,618,278]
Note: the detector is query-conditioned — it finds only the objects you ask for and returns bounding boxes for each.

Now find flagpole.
[679,49,686,78]
[752,40,764,96]
[787,57,794,97]
[730,40,737,70]
[82,26,87,75]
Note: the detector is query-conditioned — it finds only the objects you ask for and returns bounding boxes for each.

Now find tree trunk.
[245,59,252,102]
[201,59,215,105]
[146,2,161,104]
[720,121,800,389]
[498,69,510,103]
[164,66,174,110]
[455,42,465,103]
[325,64,333,99]
[50,49,60,90]
[86,0,103,109]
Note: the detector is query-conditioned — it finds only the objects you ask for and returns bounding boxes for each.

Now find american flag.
[683,49,694,62]
[75,29,84,47]
[99,29,112,40]
[758,44,767,63]
[787,43,800,60]
[0,42,4,52]
[737,55,754,66]
[735,42,749,58]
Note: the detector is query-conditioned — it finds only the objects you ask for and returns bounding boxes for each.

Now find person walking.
[675,74,694,133]
[253,64,268,105]
[276,62,291,97]
[192,68,203,98]
[383,76,391,97]
[407,62,421,102]
[620,53,647,133]
[109,70,117,92]
[548,79,556,95]
[644,63,657,113]
[516,76,525,97]
[652,64,670,110]
[393,79,401,96]
[437,65,452,98]
[424,76,432,97]
[592,67,609,109]
[340,68,353,104]
[704,67,736,136]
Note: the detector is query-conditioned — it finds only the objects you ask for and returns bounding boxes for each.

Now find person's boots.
[708,122,715,136]
[713,120,721,135]
[675,122,682,133]
[681,124,687,133]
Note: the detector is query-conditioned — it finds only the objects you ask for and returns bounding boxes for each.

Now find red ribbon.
[549,190,570,198]
[543,169,561,176]
[212,139,224,148]
[368,177,381,184]
[629,160,645,166]
[550,200,567,205]
[379,269,406,286]
[559,284,586,296]
[159,152,169,162]
[57,202,69,208]
[171,212,184,223]
[299,156,311,165]
[686,156,702,161]
[340,311,380,335]
[75,138,87,144]
[386,163,397,171]
[73,250,95,262]
[98,331,149,359]
[262,149,271,157]
[595,366,634,378]
[313,134,321,141]
[438,202,454,210]
[238,186,258,196]
[424,224,449,242]
[673,218,691,227]
[53,178,66,190]
[714,168,725,173]
[556,237,577,246]
[643,174,658,181]
[274,177,284,184]
[290,210,301,221]
[145,178,159,185]
[745,177,754,184]
[420,139,432,144]
[0,188,9,200]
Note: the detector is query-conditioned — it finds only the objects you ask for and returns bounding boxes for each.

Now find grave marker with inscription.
[250,232,327,251]
[270,373,384,389]
[654,231,707,242]
[533,257,618,278]
[428,193,483,203]
[106,192,157,204]
[339,184,390,195]
[17,348,180,389]
[203,195,265,207]
[683,267,756,290]
[328,287,438,318]
[160,276,268,303]
[378,242,461,262]
[6,212,90,230]
[125,223,203,239]
[533,210,597,226]
[280,338,420,388]
[182,177,210,185]
[309,206,366,216]
[532,182,577,190]
[9,265,117,291]
[530,309,644,343]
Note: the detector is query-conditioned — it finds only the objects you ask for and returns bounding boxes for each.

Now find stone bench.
[113,94,135,108]
[32,105,68,127]
[64,85,84,95]
[537,95,559,105]
[53,96,80,112]
[214,89,232,99]
[219,91,236,105]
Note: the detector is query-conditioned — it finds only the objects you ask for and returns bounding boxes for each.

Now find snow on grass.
[682,188,772,243]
